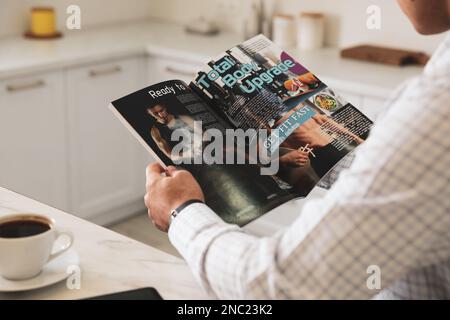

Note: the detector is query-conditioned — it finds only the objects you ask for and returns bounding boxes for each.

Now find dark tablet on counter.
[84,287,163,300]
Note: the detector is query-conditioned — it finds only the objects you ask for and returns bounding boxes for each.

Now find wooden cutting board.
[341,45,429,66]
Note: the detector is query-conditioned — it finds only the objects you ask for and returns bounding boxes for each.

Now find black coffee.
[0,220,50,238]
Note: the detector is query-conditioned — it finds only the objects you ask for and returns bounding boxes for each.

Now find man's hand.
[312,114,330,125]
[279,149,310,168]
[145,163,205,232]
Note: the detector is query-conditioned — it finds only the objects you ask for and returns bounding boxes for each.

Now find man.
[147,104,200,161]
[277,104,365,177]
[144,0,450,299]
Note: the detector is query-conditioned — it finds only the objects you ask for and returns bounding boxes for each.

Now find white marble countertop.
[0,187,208,300]
[0,19,423,96]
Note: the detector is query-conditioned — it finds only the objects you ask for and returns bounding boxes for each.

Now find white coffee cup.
[0,213,73,280]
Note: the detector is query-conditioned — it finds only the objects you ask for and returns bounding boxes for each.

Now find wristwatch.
[169,199,203,224]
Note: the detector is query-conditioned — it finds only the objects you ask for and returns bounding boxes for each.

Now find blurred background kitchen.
[1,0,445,256]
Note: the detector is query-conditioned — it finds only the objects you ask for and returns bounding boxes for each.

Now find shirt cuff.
[168,203,226,255]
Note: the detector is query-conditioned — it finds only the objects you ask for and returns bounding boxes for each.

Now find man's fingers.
[166,167,190,178]
[144,193,150,207]
[146,163,165,183]
[165,165,178,176]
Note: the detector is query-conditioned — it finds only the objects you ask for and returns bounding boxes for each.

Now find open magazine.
[110,34,373,226]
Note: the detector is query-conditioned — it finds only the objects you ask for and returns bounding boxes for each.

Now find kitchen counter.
[0,19,423,96]
[0,19,241,80]
[0,187,208,299]
[286,47,422,97]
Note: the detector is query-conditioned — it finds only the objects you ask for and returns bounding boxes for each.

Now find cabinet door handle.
[6,80,45,92]
[89,66,122,77]
[165,66,196,78]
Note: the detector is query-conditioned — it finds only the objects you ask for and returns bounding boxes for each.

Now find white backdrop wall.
[0,0,446,54]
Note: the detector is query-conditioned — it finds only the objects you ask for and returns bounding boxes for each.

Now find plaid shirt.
[168,33,450,299]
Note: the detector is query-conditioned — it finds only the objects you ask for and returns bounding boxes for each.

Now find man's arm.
[151,127,172,159]
[313,114,365,145]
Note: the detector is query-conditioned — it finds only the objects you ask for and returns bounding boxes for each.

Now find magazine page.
[110,80,296,226]
[190,34,373,196]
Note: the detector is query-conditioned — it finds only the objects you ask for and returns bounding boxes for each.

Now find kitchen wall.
[275,0,446,54]
[0,0,446,54]
[147,0,446,54]
[0,0,155,37]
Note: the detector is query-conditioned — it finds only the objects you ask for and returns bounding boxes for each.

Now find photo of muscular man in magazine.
[147,103,201,162]
[275,102,365,178]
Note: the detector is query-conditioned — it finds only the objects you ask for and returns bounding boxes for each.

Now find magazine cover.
[110,35,373,226]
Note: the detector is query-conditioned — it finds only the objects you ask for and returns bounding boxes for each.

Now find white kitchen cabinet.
[0,71,68,210]
[148,56,201,85]
[66,56,147,221]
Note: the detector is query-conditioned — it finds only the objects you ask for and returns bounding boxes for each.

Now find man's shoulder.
[394,73,449,116]
[179,114,193,122]
[423,35,450,89]
[151,125,161,137]
[372,73,448,143]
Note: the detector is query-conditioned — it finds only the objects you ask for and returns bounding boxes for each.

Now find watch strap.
[170,199,204,223]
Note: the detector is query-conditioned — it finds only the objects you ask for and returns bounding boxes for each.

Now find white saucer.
[0,248,79,292]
